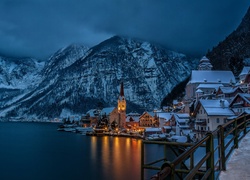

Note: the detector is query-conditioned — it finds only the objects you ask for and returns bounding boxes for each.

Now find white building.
[185,56,236,100]
[193,99,235,132]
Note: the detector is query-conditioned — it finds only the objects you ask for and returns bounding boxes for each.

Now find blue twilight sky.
[0,0,249,59]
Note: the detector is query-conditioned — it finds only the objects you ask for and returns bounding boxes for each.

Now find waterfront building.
[126,112,140,129]
[85,109,100,126]
[139,111,159,127]
[117,82,126,127]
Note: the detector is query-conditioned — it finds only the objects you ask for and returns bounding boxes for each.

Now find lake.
[0,122,167,180]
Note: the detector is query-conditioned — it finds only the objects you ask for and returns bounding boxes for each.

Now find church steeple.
[118,82,126,127]
[120,82,124,96]
[198,56,213,70]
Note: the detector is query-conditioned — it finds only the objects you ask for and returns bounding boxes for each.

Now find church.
[185,56,236,100]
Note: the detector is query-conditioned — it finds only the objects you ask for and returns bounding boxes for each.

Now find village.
[57,56,250,143]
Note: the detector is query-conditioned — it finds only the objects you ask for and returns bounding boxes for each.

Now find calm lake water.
[0,122,168,180]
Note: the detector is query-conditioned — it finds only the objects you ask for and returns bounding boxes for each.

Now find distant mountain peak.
[0,36,198,119]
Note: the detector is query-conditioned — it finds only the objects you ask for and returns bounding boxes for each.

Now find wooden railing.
[141,114,250,180]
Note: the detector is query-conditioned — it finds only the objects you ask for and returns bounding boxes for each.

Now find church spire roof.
[198,56,213,70]
[120,82,124,96]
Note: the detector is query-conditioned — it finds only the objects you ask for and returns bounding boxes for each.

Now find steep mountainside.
[0,36,198,119]
[0,56,44,109]
[0,44,90,118]
[207,7,250,76]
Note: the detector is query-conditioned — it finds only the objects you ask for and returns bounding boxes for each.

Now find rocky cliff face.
[207,7,250,76]
[0,36,198,119]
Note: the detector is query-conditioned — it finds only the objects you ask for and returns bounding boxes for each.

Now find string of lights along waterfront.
[0,122,168,180]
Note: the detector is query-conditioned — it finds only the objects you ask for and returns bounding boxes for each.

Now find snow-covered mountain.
[0,36,198,119]
[0,56,44,110]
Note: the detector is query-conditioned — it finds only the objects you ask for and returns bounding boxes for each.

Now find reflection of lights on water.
[91,137,142,179]
[90,137,97,161]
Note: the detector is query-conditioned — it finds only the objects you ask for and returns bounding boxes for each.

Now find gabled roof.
[174,113,190,123]
[156,112,173,121]
[230,93,250,107]
[217,86,243,94]
[189,70,236,84]
[126,116,139,122]
[198,99,235,116]
[100,107,116,116]
[197,83,223,90]
[86,109,98,117]
[239,66,250,76]
[140,111,155,119]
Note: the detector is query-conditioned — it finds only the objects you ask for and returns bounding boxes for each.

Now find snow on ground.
[219,132,250,180]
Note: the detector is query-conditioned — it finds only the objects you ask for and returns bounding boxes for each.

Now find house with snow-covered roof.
[156,112,174,127]
[196,83,223,95]
[185,56,236,100]
[229,93,250,115]
[193,99,235,134]
[216,86,243,102]
[238,66,250,84]
[139,111,159,127]
[126,112,140,128]
[238,69,250,93]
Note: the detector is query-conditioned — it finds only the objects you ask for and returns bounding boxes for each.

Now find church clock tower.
[118,82,126,127]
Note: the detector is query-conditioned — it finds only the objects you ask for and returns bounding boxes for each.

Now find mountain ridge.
[0,36,198,119]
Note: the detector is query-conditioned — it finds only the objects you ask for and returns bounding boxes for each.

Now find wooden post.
[218,125,226,170]
[141,141,144,180]
[244,115,247,135]
[234,118,238,149]
[206,132,214,180]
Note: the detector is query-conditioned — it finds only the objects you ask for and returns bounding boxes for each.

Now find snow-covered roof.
[127,112,140,116]
[140,111,155,118]
[144,127,162,132]
[174,113,189,124]
[197,83,223,90]
[230,93,250,107]
[239,66,250,76]
[200,99,235,116]
[126,115,140,122]
[218,86,241,94]
[196,89,203,93]
[86,109,97,117]
[190,70,236,84]
[100,107,116,115]
[156,112,173,121]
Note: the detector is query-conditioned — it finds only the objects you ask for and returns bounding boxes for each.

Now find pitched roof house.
[139,111,159,127]
[193,99,235,134]
[216,86,244,102]
[229,93,250,115]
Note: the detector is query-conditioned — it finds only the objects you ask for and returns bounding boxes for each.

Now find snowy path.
[219,132,250,180]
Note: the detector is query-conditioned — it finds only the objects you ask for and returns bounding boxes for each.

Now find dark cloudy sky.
[0,0,249,59]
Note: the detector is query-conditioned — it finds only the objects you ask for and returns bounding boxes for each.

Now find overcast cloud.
[0,0,249,59]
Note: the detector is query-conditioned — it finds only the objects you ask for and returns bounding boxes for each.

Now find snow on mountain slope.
[0,36,198,119]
